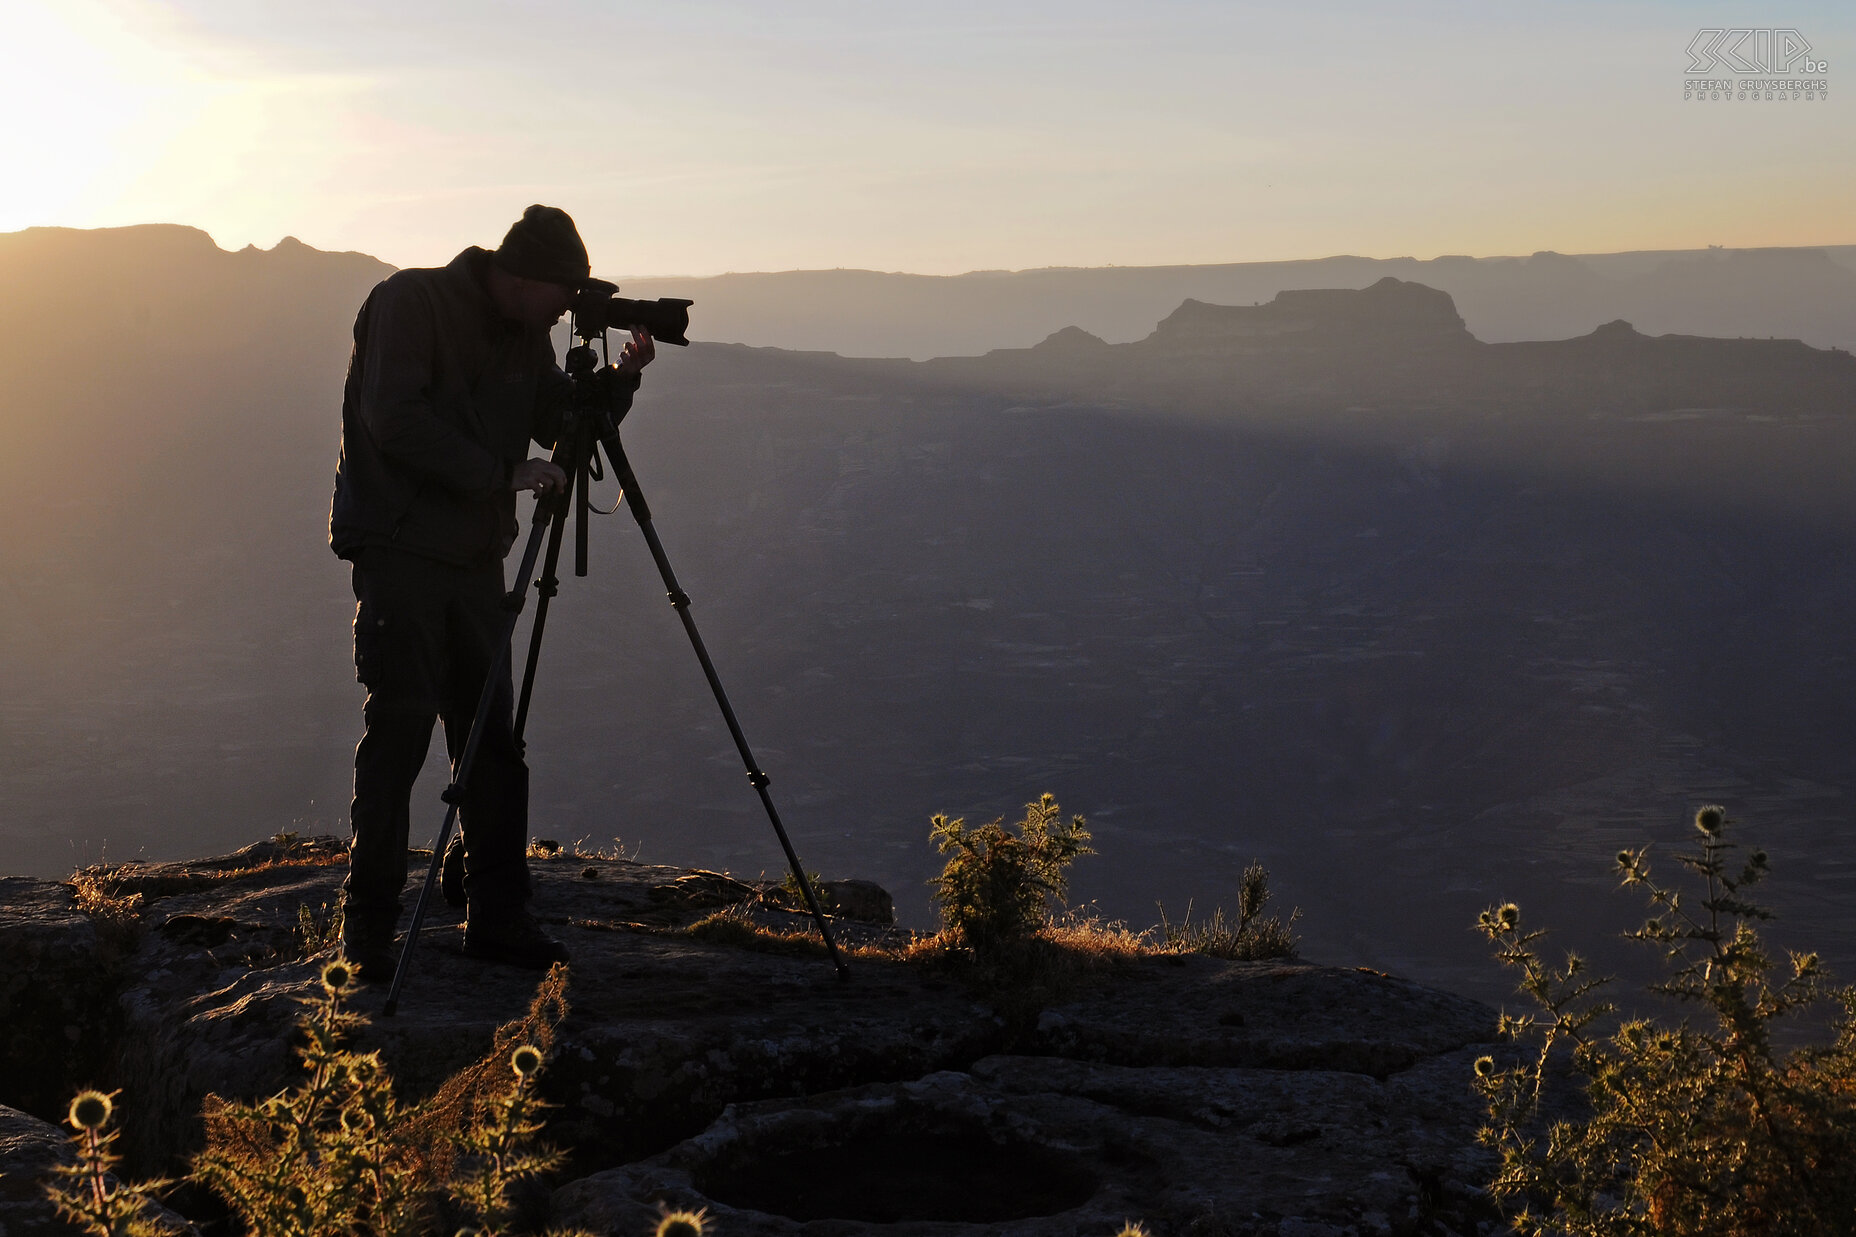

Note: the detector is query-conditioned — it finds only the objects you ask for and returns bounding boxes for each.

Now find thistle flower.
[1474,1056,1497,1078]
[68,1090,112,1131]
[1498,903,1521,930]
[321,959,354,995]
[348,1055,379,1085]
[1695,805,1726,836]
[511,1044,544,1078]
[656,1208,708,1237]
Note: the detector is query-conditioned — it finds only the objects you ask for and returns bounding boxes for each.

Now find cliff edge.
[0,838,1503,1235]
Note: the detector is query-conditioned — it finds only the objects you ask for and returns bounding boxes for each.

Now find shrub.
[1158,862,1301,961]
[928,793,1092,951]
[1475,805,1856,1236]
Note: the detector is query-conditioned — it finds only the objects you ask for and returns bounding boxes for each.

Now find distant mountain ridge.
[1149,278,1474,351]
[616,243,1856,359]
[9,222,1852,361]
[910,276,1854,431]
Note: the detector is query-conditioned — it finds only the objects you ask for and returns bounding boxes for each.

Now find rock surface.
[0,840,1505,1235]
[0,879,120,1120]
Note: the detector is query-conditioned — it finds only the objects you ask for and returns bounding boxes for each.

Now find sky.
[1,0,1850,277]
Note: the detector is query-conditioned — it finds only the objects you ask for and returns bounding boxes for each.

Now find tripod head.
[547,341,644,579]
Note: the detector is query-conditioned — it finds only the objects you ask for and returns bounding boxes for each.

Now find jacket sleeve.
[354,276,504,499]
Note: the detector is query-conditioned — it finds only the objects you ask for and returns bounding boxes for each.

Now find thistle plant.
[1157,862,1301,961]
[186,962,590,1237]
[190,959,431,1236]
[42,1089,175,1237]
[296,900,342,957]
[445,1044,568,1235]
[929,793,1092,951]
[1475,806,1856,1236]
[654,1208,708,1237]
[47,961,613,1236]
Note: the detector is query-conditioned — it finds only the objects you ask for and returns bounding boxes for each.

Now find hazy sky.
[4,0,1849,276]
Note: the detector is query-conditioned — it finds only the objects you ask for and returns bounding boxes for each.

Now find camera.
[570,278,692,346]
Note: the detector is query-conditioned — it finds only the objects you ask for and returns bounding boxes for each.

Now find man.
[329,204,652,979]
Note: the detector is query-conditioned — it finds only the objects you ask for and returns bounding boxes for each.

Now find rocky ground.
[0,838,1505,1236]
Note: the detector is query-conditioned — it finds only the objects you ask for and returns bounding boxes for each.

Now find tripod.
[383,338,848,1015]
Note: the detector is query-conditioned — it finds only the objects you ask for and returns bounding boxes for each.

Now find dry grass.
[70,871,146,921]
[552,835,641,862]
[1042,910,1154,961]
[69,870,148,956]
[67,838,350,956]
[72,848,348,906]
[686,910,832,957]
[1157,903,1302,962]
[888,912,1157,1028]
[682,905,906,961]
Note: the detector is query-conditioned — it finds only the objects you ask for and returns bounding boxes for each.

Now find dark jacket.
[330,247,569,566]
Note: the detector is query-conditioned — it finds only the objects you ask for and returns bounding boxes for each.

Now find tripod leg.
[515,498,572,745]
[446,498,566,908]
[596,428,850,980]
[383,494,562,1016]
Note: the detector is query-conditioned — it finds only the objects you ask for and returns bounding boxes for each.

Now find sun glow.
[0,0,369,248]
[0,0,185,229]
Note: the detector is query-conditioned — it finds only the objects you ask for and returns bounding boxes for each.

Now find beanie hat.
[492,204,590,287]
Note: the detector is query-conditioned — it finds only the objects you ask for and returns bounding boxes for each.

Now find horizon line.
[7,220,1856,283]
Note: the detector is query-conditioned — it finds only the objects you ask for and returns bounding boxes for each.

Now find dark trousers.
[345,545,531,919]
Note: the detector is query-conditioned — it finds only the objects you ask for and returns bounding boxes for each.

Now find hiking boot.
[340,906,400,983]
[463,909,570,970]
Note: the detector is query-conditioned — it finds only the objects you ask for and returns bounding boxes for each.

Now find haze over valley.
[1,224,1851,1006]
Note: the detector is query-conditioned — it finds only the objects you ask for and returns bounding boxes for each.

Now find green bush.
[928,793,1092,951]
[1475,805,1856,1236]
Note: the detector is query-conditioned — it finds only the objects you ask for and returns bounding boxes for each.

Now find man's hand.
[615,328,655,374]
[512,458,568,495]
